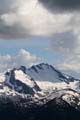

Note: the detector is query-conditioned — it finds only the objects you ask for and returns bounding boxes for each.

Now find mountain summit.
[27,63,77,83]
[0,67,41,97]
[0,63,80,120]
[0,63,79,95]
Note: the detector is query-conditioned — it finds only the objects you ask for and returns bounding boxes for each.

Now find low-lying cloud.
[0,49,40,72]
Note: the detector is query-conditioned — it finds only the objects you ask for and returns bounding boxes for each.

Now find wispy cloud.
[50,31,80,78]
[50,31,79,55]
[57,54,80,78]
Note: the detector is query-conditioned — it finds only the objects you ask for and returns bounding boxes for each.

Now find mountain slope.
[27,63,77,83]
[0,88,80,120]
[0,64,80,120]
[0,63,79,95]
[26,63,80,92]
[0,67,42,97]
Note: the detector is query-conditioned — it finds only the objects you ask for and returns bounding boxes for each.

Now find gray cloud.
[0,0,80,39]
[0,0,18,15]
[57,54,80,79]
[0,0,72,39]
[0,22,31,39]
[50,31,78,54]
[39,0,80,12]
[50,31,80,78]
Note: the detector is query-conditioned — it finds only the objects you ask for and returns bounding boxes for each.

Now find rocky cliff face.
[0,64,80,120]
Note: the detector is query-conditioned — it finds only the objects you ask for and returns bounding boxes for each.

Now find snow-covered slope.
[36,81,80,92]
[0,64,80,111]
[0,64,80,120]
[0,63,80,98]
[45,88,80,107]
[0,67,42,97]
[27,63,77,83]
[25,63,80,92]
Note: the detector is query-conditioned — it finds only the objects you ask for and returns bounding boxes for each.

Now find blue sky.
[0,38,61,65]
[0,0,80,78]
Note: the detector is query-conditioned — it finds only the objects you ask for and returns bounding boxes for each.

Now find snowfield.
[0,63,80,109]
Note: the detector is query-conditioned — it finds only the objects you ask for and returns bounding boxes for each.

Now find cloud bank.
[0,0,79,39]
[0,0,80,39]
[0,49,40,72]
[0,0,57,38]
[0,0,80,78]
[50,31,80,78]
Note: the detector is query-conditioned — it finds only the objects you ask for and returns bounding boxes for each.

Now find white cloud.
[57,54,80,78]
[50,27,80,78]
[0,0,80,39]
[1,13,17,26]
[0,0,74,38]
[0,0,80,78]
[0,49,40,72]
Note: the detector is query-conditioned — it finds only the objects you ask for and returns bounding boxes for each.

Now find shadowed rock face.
[0,97,80,120]
[28,63,78,83]
[10,70,35,95]
[0,64,80,120]
[5,68,41,95]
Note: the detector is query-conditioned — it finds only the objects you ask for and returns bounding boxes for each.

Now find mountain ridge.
[27,63,79,83]
[0,63,80,120]
[0,63,79,96]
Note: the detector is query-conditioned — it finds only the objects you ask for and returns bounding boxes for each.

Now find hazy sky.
[0,0,80,78]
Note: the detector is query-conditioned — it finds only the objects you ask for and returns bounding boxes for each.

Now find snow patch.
[15,70,35,88]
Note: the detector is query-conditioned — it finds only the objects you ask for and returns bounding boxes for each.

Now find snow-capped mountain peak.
[27,63,76,83]
[4,67,41,95]
[0,63,80,98]
[0,64,80,120]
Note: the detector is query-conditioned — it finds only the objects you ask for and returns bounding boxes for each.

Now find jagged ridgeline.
[0,63,80,120]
